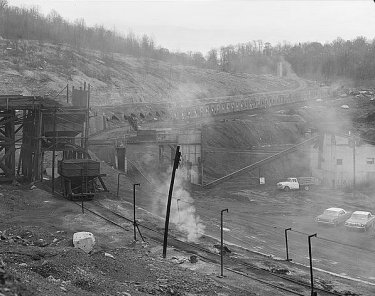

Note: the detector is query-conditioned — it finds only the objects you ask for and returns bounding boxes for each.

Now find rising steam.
[151,167,205,242]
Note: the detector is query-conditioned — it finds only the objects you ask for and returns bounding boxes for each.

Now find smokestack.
[277,62,283,77]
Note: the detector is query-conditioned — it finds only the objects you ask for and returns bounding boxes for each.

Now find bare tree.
[0,0,7,10]
[207,49,218,69]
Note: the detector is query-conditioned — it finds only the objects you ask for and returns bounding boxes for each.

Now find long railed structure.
[169,87,331,121]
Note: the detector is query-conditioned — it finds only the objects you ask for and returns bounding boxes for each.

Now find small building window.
[367,158,375,164]
[336,159,343,165]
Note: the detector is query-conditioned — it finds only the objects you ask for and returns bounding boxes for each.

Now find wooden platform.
[0,94,89,182]
[0,95,61,109]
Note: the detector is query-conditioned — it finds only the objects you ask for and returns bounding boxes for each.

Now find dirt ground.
[108,169,375,296]
[2,158,371,296]
[0,182,300,296]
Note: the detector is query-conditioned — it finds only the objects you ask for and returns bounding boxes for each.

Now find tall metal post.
[284,228,292,261]
[220,208,229,277]
[162,146,181,258]
[308,233,317,296]
[117,173,125,197]
[133,183,140,241]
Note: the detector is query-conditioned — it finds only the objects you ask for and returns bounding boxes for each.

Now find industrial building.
[311,133,375,188]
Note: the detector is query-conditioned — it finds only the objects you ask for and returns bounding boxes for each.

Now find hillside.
[0,39,301,106]
[201,114,310,182]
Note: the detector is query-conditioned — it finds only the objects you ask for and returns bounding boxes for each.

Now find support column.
[33,110,43,181]
[0,110,17,181]
[116,146,126,171]
[4,110,16,178]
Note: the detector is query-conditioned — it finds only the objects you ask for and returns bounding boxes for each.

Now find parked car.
[315,208,351,226]
[344,211,375,231]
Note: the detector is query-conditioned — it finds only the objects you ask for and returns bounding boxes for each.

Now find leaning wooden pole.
[162,146,181,258]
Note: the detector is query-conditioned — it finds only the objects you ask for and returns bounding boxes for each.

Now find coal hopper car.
[58,159,106,200]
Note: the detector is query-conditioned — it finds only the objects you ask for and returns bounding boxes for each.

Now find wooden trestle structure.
[0,95,90,183]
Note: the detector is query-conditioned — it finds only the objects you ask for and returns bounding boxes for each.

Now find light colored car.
[344,211,375,231]
[315,208,351,226]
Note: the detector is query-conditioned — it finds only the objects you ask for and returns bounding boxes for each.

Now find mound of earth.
[203,115,305,148]
[0,39,301,107]
[202,114,310,182]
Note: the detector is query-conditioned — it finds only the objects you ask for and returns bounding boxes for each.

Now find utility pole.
[284,228,292,261]
[133,183,140,241]
[219,209,228,277]
[308,233,317,296]
[162,146,181,258]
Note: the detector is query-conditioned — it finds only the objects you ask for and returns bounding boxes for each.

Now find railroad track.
[72,198,347,296]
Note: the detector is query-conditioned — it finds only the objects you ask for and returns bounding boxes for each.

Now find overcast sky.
[7,0,375,54]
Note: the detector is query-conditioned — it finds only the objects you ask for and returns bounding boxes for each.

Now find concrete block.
[73,232,95,253]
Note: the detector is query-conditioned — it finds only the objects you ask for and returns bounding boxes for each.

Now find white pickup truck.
[277,177,318,191]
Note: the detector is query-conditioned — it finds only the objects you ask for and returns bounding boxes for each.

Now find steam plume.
[151,167,205,242]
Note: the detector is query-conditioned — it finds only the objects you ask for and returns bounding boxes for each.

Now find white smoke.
[151,166,205,242]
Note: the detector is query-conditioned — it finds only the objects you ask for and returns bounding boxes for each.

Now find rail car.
[58,159,106,200]
[170,87,330,120]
